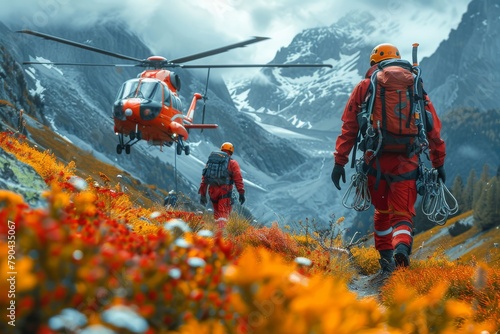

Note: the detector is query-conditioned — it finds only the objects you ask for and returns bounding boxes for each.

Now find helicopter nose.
[124,108,133,117]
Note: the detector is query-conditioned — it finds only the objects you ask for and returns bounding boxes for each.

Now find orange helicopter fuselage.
[112,65,197,146]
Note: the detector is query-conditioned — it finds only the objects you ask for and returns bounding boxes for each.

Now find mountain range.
[1,0,499,228]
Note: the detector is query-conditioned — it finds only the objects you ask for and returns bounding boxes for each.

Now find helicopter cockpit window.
[164,86,171,106]
[117,79,162,104]
[139,80,162,103]
[117,79,140,100]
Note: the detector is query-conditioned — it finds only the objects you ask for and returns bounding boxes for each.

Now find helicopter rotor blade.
[17,30,143,63]
[22,61,140,67]
[170,36,270,64]
[180,63,333,69]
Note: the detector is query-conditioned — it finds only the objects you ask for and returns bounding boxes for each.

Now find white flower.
[187,257,206,268]
[68,176,88,191]
[48,308,87,331]
[101,305,148,333]
[197,229,214,238]
[72,250,83,261]
[294,257,312,267]
[289,272,309,285]
[164,219,191,233]
[149,211,161,219]
[169,268,181,279]
[174,238,191,248]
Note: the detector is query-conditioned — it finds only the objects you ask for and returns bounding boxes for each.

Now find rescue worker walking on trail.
[199,142,245,229]
[331,43,446,283]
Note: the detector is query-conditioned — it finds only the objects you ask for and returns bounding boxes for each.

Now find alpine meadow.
[1,0,500,333]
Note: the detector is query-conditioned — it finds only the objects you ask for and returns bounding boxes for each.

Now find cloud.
[1,0,471,77]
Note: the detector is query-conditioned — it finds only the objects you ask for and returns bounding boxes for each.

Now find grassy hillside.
[1,129,500,333]
[414,213,500,265]
[24,114,175,210]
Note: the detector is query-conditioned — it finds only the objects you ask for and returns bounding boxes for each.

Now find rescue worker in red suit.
[199,142,245,229]
[331,43,446,279]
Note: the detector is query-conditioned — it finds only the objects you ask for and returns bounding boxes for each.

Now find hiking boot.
[379,257,396,274]
[379,250,396,273]
[368,258,395,290]
[394,244,410,268]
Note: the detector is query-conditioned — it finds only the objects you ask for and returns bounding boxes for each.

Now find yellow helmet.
[370,43,401,66]
[220,142,234,155]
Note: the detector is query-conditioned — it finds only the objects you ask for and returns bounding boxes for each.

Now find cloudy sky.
[2,0,471,78]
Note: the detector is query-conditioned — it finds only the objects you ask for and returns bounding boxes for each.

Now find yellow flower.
[445,299,473,319]
[43,184,71,216]
[0,245,37,302]
[0,190,24,217]
[224,247,293,286]
[0,190,25,208]
[74,191,97,215]
[176,319,226,334]
[14,257,37,293]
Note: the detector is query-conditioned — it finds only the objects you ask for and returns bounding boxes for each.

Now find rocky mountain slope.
[419,0,500,114]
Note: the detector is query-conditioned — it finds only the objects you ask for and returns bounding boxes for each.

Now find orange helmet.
[220,142,234,155]
[370,43,401,65]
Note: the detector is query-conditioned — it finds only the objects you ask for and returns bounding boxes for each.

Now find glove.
[436,166,446,184]
[331,164,346,190]
[200,195,207,206]
[239,193,245,205]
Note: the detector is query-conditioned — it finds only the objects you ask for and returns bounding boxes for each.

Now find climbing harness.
[417,164,459,225]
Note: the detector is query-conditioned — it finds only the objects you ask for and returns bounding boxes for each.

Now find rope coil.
[343,122,382,212]
[418,165,459,225]
[342,160,371,211]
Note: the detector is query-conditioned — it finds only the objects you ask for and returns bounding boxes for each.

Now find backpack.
[202,151,232,186]
[355,59,429,163]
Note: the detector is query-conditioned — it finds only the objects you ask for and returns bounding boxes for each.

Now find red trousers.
[208,186,233,229]
[367,153,418,252]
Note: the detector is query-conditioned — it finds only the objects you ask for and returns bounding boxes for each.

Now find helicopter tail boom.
[184,124,218,129]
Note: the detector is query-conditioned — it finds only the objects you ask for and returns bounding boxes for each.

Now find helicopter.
[18,30,332,156]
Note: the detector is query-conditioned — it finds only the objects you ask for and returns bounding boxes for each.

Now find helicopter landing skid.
[116,131,141,155]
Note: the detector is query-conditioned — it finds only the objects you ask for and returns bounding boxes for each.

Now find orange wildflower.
[74,191,97,216]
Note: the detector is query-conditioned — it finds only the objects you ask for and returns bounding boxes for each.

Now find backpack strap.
[351,97,368,169]
[351,71,378,168]
[380,86,387,132]
[406,85,414,129]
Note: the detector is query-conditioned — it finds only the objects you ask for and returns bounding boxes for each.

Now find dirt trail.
[348,273,384,299]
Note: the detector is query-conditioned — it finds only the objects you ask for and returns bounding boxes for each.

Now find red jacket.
[334,65,446,169]
[199,158,245,199]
